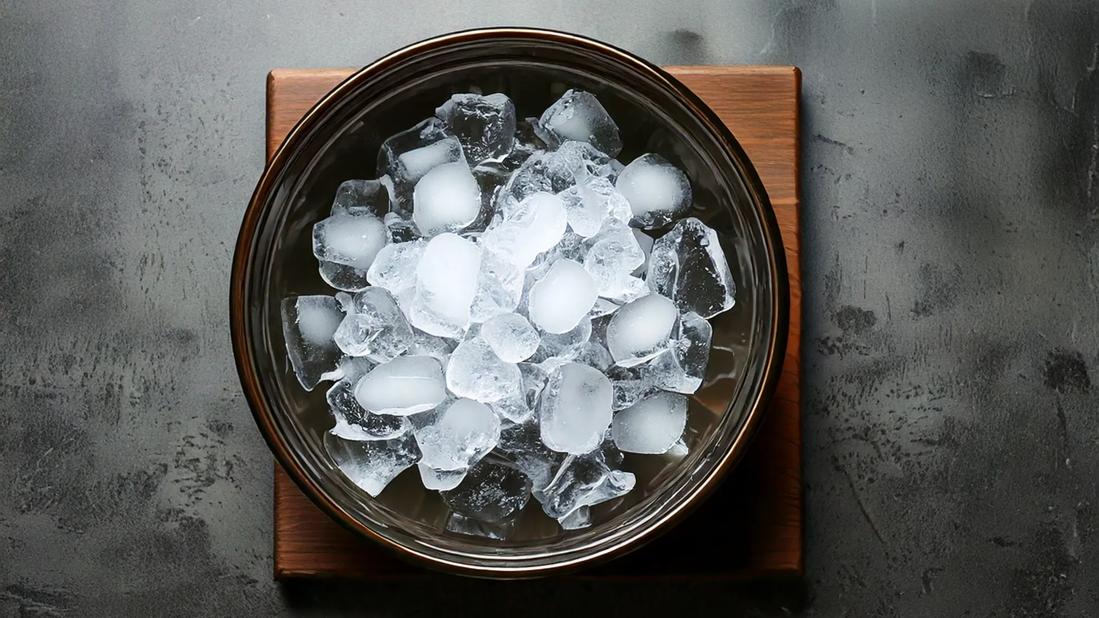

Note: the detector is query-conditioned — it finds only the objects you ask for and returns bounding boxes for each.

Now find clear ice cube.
[440,459,532,523]
[324,431,420,497]
[406,328,456,363]
[646,311,712,393]
[558,506,592,530]
[313,211,389,291]
[326,378,410,441]
[536,89,623,157]
[538,362,613,454]
[498,141,608,207]
[490,395,534,424]
[445,336,524,403]
[353,355,447,416]
[418,465,469,491]
[414,398,501,474]
[480,313,540,363]
[331,178,390,217]
[646,217,736,318]
[383,211,419,243]
[412,161,481,237]
[558,176,632,238]
[480,192,567,268]
[332,288,412,362]
[445,512,518,540]
[435,93,517,164]
[615,153,692,229]
[583,224,646,301]
[631,229,654,275]
[470,249,525,323]
[611,377,660,411]
[498,420,565,491]
[606,293,678,367]
[366,239,425,297]
[611,392,688,454]
[282,295,344,390]
[534,448,635,519]
[528,259,598,334]
[409,233,482,337]
[377,118,463,215]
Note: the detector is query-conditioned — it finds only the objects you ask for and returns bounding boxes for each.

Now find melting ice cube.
[605,293,678,367]
[583,224,646,301]
[528,259,598,334]
[480,313,540,363]
[281,295,344,390]
[324,431,420,497]
[536,89,623,157]
[647,311,712,393]
[615,153,692,229]
[538,362,613,454]
[470,249,525,323]
[440,459,532,523]
[412,161,481,237]
[534,448,635,520]
[445,336,524,403]
[409,233,482,337]
[313,211,389,291]
[353,355,447,416]
[646,217,736,318]
[435,93,517,164]
[558,176,632,238]
[611,392,688,454]
[499,141,609,207]
[414,398,501,476]
[498,420,565,491]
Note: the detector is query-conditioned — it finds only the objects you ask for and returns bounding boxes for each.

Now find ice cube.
[441,459,532,523]
[558,506,592,530]
[611,392,688,454]
[497,420,565,490]
[313,211,389,291]
[573,342,613,372]
[412,161,481,237]
[377,118,464,215]
[366,240,425,297]
[518,362,550,409]
[353,355,447,416]
[528,260,598,334]
[605,293,678,367]
[558,176,632,238]
[324,431,420,497]
[584,224,646,301]
[435,93,517,164]
[322,355,374,384]
[611,377,660,411]
[406,328,455,363]
[467,164,509,233]
[538,362,613,454]
[632,229,654,275]
[490,395,534,424]
[646,311,712,393]
[536,89,623,157]
[534,448,635,519]
[445,512,518,540]
[418,465,469,491]
[499,142,608,207]
[470,249,525,322]
[480,313,540,363]
[409,233,482,337]
[331,178,390,217]
[326,378,411,441]
[414,398,501,474]
[615,154,692,229]
[532,316,592,363]
[282,295,344,390]
[331,288,412,362]
[445,336,523,403]
[480,192,567,268]
[646,217,736,318]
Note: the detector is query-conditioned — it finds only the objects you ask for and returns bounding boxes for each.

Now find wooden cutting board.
[267,65,802,579]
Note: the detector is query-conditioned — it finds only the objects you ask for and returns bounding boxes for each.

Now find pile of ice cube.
[281,89,736,535]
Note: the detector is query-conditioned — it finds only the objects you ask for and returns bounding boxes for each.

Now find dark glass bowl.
[231,28,788,578]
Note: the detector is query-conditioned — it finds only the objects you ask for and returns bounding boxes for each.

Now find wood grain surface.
[266,65,802,579]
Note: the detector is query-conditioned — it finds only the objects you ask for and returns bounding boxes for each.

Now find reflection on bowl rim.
[231,26,789,578]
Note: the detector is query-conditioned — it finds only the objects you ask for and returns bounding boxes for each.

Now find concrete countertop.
[1,1,1096,615]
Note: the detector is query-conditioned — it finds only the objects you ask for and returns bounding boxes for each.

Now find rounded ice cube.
[528,259,598,334]
[539,362,613,454]
[606,293,678,367]
[611,392,688,454]
[412,161,481,236]
[615,153,692,229]
[353,355,447,416]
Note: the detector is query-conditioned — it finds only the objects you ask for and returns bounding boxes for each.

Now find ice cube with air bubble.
[646,217,736,318]
[615,153,692,229]
[435,93,517,164]
[535,89,623,157]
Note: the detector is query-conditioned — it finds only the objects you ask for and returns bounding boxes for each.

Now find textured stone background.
[2,0,1098,615]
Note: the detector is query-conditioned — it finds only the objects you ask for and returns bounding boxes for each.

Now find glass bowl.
[231,28,788,578]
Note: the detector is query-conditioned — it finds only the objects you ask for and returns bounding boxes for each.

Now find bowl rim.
[231,26,789,578]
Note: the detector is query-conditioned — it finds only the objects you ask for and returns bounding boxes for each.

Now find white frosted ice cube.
[538,362,613,454]
[611,392,688,454]
[534,448,635,519]
[480,313,540,362]
[414,398,501,472]
[366,240,425,296]
[435,93,517,164]
[409,233,482,337]
[536,89,623,157]
[615,153,692,229]
[528,259,598,334]
[646,217,736,318]
[353,355,447,416]
[445,336,523,403]
[281,295,344,390]
[332,288,412,362]
[605,293,678,367]
[313,211,389,291]
[558,176,631,237]
[417,465,469,491]
[324,431,420,497]
[412,161,481,237]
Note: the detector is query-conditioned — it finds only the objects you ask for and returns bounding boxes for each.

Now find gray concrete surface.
[2,0,1097,615]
